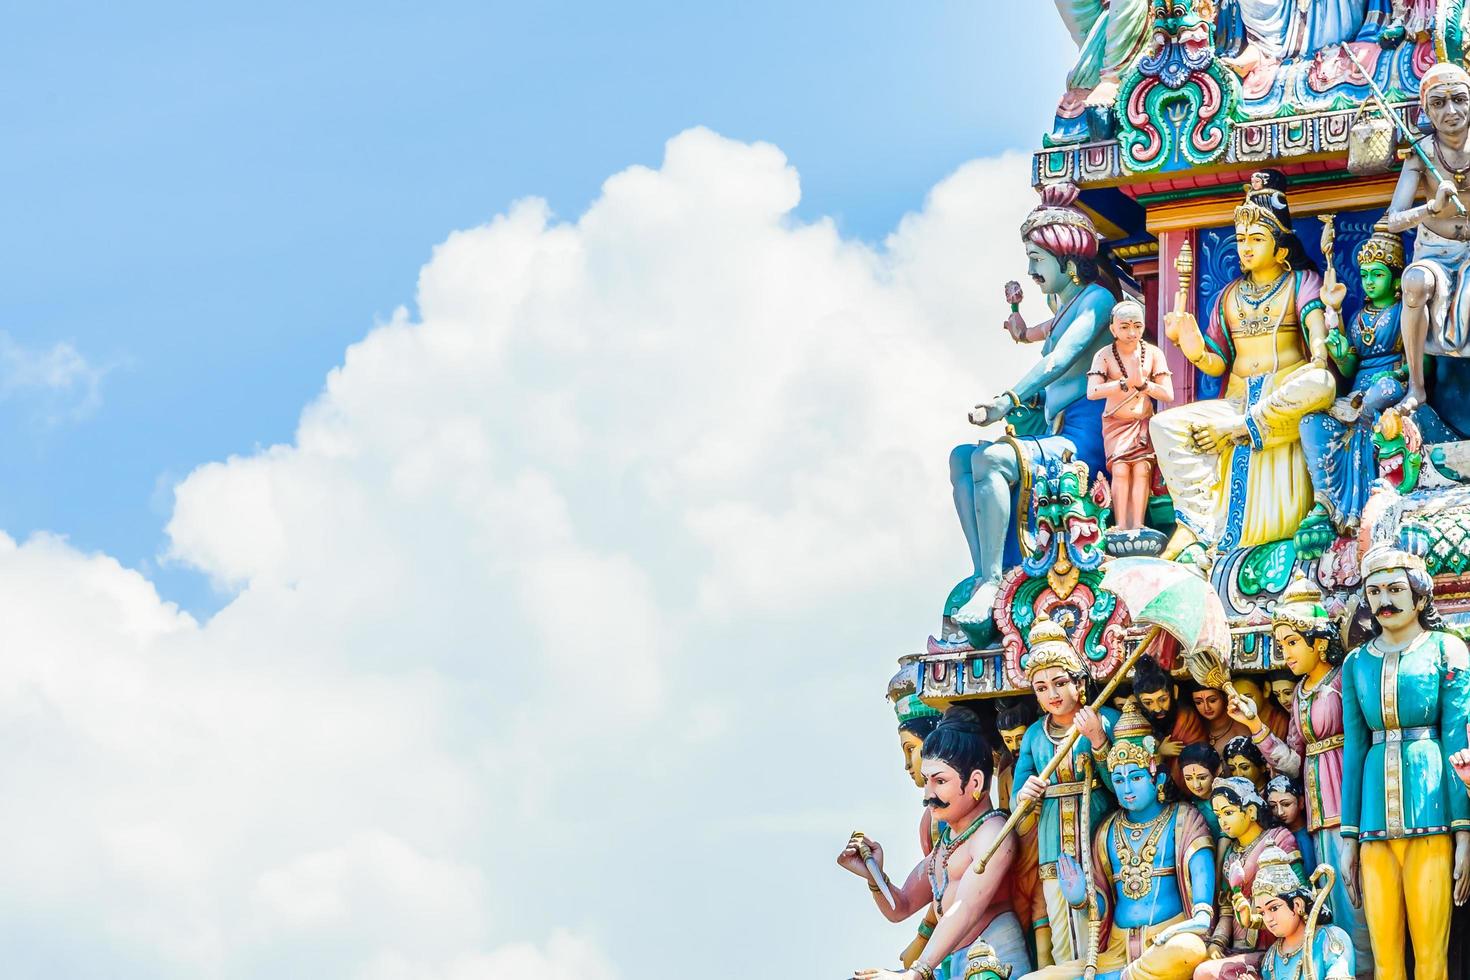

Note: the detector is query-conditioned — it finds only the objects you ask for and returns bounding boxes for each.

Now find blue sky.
[3,2,1069,615]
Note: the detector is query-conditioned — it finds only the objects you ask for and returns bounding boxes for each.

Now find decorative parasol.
[1100,556,1236,697]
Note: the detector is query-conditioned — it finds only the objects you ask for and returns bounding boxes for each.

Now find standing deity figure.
[1385,63,1470,410]
[896,693,947,969]
[950,183,1113,632]
[995,702,1049,958]
[1301,222,1454,546]
[1197,777,1308,977]
[1086,300,1175,531]
[1131,653,1208,791]
[1019,700,1214,980]
[1011,614,1120,966]
[1245,849,1358,980]
[1151,174,1336,561]
[1053,0,1152,108]
[844,707,1033,980]
[1341,548,1470,980]
[1235,572,1371,975]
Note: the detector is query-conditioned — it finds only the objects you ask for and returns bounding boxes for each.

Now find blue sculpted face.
[1025,242,1071,298]
[1110,762,1161,814]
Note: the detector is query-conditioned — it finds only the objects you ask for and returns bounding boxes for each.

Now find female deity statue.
[1222,735,1270,793]
[1197,777,1308,977]
[1228,573,1370,977]
[1265,775,1316,872]
[1011,614,1119,966]
[1151,173,1336,562]
[1299,222,1455,549]
[1191,684,1249,753]
[1021,700,1214,980]
[1231,676,1289,740]
[1247,848,1358,980]
[1341,548,1470,980]
[950,183,1114,632]
[1180,742,1224,839]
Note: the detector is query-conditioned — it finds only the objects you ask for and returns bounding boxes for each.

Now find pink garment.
[1257,667,1344,832]
[1088,342,1170,468]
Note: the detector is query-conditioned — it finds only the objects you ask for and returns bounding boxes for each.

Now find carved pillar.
[1157,228,1198,404]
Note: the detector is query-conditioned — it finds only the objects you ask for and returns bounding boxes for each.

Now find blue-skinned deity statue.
[949,182,1112,636]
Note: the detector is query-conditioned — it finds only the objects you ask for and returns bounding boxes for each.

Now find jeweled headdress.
[1212,774,1265,812]
[1271,572,1332,634]
[1356,221,1406,273]
[1022,613,1086,680]
[893,693,942,727]
[1234,183,1292,238]
[1360,545,1428,579]
[964,940,1014,980]
[1106,697,1159,771]
[1250,845,1308,902]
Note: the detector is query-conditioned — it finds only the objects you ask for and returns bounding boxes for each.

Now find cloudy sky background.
[2,4,1075,976]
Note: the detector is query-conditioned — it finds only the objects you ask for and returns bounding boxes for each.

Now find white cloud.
[0,128,1050,977]
[0,331,110,424]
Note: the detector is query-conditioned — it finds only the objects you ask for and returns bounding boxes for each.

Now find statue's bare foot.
[1329,395,1363,426]
[1084,77,1120,108]
[952,577,1001,627]
[1189,416,1247,455]
[1393,384,1427,415]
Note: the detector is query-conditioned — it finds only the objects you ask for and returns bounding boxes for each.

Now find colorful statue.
[1265,774,1317,872]
[1180,742,1224,839]
[1299,221,1455,553]
[1387,63,1470,411]
[896,693,947,968]
[1198,777,1307,976]
[1151,173,1335,560]
[843,707,1033,980]
[1020,700,1214,980]
[1086,299,1174,532]
[1190,683,1249,753]
[1053,0,1151,108]
[1216,2,1384,78]
[950,182,1113,632]
[1248,850,1357,980]
[1011,614,1119,965]
[1222,735,1270,794]
[1265,670,1295,714]
[1241,572,1371,977]
[1130,653,1207,790]
[1231,675,1289,741]
[1341,547,1470,980]
[995,703,1048,959]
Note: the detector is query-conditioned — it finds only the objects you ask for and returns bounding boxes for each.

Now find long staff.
[970,625,1163,875]
[1303,865,1337,980]
[1341,44,1468,216]
[1079,754,1102,980]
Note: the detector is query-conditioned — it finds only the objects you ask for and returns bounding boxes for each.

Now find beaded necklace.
[1357,306,1387,348]
[1112,805,1173,900]
[1111,340,1147,393]
[928,809,1001,916]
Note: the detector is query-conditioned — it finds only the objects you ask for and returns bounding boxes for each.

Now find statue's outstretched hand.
[1322,281,1348,312]
[1432,180,1466,218]
[1016,775,1048,805]
[1057,853,1087,907]
[1003,311,1027,342]
[1225,694,1262,734]
[838,832,882,877]
[1163,310,1206,364]
[968,396,1010,427]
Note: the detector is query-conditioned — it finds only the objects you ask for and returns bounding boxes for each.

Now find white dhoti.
[1409,225,1470,357]
[1149,363,1335,551]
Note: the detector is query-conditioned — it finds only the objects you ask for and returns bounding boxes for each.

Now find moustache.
[1375,604,1403,618]
[923,796,946,809]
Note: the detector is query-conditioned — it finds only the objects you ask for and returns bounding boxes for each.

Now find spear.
[1341,44,1467,216]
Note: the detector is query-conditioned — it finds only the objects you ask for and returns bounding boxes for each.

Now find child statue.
[1197,777,1308,977]
[1246,848,1358,980]
[1086,299,1174,531]
[1341,547,1470,980]
[1011,614,1119,966]
[842,707,1033,980]
[1299,221,1455,552]
[1222,735,1271,794]
[1020,699,1214,980]
[1230,572,1370,978]
[1180,742,1224,839]
[1266,775,1316,872]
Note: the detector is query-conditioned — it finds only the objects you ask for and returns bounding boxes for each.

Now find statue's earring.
[973,789,983,802]
[1157,781,1166,803]
[1070,269,1082,285]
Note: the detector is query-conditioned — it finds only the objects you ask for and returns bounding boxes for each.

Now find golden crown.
[1234,193,1290,237]
[1023,613,1087,679]
[1250,846,1308,902]
[1106,697,1159,771]
[1356,221,1406,272]
[964,940,1014,980]
[1272,571,1332,633]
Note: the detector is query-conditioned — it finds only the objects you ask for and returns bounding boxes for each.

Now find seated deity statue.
[1052,0,1151,108]
[1237,848,1357,980]
[1019,699,1214,980]
[1216,1,1387,83]
[1385,63,1470,411]
[949,183,1113,631]
[1149,172,1336,562]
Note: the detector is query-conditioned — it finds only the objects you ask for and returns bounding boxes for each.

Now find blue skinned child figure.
[1296,221,1454,556]
[1019,700,1213,980]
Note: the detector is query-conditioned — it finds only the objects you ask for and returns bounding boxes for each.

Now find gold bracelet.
[912,962,936,980]
[1003,390,1023,409]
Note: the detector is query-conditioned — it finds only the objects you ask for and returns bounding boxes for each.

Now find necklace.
[1358,306,1385,348]
[1265,938,1308,980]
[1112,806,1172,900]
[1232,273,1292,337]
[929,811,994,916]
[1111,341,1147,394]
[1436,143,1470,185]
[1238,270,1290,306]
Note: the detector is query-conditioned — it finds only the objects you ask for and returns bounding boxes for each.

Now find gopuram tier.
[853,5,1470,980]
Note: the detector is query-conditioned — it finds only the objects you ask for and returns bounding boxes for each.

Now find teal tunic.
[1259,924,1356,980]
[1010,707,1122,868]
[1341,630,1470,840]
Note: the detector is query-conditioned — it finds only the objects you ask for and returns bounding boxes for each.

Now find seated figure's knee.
[1402,266,1435,308]
[949,443,978,483]
[974,442,1015,478]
